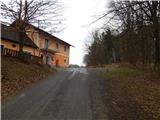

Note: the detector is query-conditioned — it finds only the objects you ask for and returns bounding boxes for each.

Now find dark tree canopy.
[84,0,160,71]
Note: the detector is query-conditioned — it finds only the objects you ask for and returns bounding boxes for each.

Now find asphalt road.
[2,68,108,120]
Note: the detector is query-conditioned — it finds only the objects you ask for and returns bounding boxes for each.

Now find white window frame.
[44,38,49,49]
[36,32,40,47]
[56,42,60,49]
[64,58,67,65]
[64,46,67,52]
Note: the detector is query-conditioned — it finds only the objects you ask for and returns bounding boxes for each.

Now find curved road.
[2,68,108,120]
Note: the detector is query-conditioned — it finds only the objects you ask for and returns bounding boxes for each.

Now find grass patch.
[98,65,160,120]
[100,66,142,79]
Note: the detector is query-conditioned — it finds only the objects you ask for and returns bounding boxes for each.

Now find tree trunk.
[152,1,160,70]
[154,23,160,69]
[19,30,24,56]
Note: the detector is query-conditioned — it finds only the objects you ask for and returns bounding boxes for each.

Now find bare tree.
[85,0,160,70]
[104,1,159,68]
[135,1,160,69]
[1,0,63,53]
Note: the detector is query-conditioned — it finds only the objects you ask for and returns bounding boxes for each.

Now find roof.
[27,24,74,47]
[1,23,38,48]
[10,20,74,47]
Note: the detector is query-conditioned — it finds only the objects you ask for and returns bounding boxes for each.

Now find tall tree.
[1,0,63,53]
[137,1,160,68]
[107,0,160,68]
[84,0,160,70]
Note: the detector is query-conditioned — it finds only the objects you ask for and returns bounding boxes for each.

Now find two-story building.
[24,23,73,67]
[1,21,73,67]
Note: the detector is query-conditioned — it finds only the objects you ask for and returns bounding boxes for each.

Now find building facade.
[25,24,72,67]
[1,23,38,54]
[1,22,72,67]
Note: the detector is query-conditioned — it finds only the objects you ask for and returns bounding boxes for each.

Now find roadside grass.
[98,65,160,120]
[100,66,143,79]
[1,56,56,100]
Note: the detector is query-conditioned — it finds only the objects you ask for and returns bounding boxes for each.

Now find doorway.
[56,60,59,67]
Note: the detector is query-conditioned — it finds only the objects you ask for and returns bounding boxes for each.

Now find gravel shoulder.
[89,69,108,120]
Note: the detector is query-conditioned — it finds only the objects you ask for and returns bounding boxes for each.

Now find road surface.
[2,68,108,120]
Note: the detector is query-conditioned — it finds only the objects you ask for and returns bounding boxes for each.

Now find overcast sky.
[58,0,108,66]
[0,0,109,66]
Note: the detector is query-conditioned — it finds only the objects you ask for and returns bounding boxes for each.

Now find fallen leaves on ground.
[1,56,55,100]
[98,66,160,120]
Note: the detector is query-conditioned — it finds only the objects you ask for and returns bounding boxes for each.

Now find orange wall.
[56,42,70,56]
[1,39,39,56]
[54,53,69,67]
[26,26,71,67]
[1,24,71,67]
[26,26,70,56]
[1,40,19,51]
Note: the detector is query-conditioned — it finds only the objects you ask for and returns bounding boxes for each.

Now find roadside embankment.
[98,64,160,120]
[1,56,56,100]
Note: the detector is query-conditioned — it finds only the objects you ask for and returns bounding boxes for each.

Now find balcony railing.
[41,47,60,53]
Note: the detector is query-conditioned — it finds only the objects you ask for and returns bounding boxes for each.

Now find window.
[52,56,54,61]
[64,59,67,64]
[0,45,4,49]
[44,39,49,49]
[26,32,30,37]
[41,54,43,58]
[64,46,67,52]
[56,42,60,49]
[36,32,40,47]
[12,44,16,48]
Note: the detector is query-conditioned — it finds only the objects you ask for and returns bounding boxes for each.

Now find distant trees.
[84,0,160,70]
[1,0,63,53]
[84,29,115,66]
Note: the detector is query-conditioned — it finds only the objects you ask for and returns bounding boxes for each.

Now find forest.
[84,1,160,71]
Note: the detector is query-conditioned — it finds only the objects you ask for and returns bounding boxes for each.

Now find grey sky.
[59,0,108,65]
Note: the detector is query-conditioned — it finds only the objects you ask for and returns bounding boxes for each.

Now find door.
[56,60,59,67]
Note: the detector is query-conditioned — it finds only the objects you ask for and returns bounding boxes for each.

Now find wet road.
[2,68,108,120]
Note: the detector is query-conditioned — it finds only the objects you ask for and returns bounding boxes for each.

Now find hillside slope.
[98,64,160,120]
[1,56,55,100]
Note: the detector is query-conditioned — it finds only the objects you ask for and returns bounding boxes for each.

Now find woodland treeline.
[84,1,160,70]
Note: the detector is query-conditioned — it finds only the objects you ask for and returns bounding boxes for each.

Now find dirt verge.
[1,56,56,100]
[98,65,160,120]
